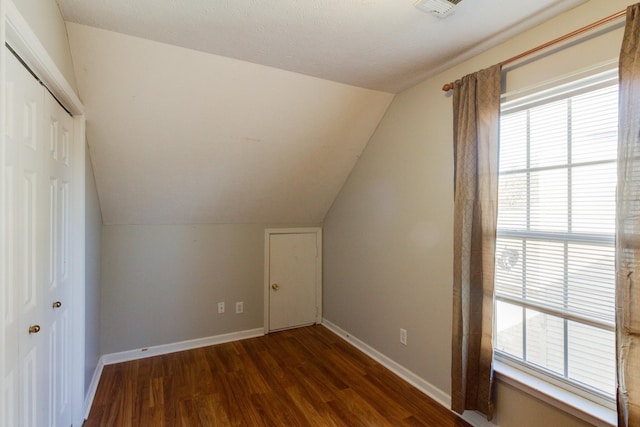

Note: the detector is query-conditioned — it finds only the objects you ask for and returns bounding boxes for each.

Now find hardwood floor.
[84,325,471,426]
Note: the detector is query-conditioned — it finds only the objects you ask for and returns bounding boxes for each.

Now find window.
[494,70,618,405]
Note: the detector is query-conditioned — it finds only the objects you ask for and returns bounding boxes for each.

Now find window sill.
[493,360,616,427]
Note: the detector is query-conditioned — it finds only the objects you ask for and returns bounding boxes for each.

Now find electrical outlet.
[400,328,407,345]
[218,302,225,314]
[235,301,243,314]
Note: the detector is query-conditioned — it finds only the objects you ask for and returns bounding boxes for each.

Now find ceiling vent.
[414,0,462,18]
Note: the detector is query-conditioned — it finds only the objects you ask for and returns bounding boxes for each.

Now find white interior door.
[44,86,73,427]
[266,230,321,332]
[3,49,72,427]
[7,47,50,427]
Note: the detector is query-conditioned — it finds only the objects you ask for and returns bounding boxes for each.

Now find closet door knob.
[28,325,41,334]
[52,301,62,309]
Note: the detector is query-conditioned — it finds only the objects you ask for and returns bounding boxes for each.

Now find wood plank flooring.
[84,325,471,426]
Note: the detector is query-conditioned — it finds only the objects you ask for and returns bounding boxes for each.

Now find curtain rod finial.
[442,82,454,92]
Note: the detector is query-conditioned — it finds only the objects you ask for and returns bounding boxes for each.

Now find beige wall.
[100,224,319,354]
[84,148,102,394]
[12,0,78,92]
[322,0,628,425]
[494,382,592,427]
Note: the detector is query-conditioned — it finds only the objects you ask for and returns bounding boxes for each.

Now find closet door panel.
[5,49,51,427]
[44,92,73,427]
[3,44,21,427]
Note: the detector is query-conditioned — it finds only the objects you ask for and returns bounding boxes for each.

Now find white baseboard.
[463,410,495,427]
[101,328,264,365]
[83,357,104,420]
[321,319,494,427]
[83,327,264,419]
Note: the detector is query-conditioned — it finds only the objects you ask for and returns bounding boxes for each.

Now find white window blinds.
[494,70,618,399]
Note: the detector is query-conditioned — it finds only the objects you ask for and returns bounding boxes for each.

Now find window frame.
[493,67,619,417]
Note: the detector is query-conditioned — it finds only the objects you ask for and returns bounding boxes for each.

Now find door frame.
[264,228,322,334]
[0,1,86,425]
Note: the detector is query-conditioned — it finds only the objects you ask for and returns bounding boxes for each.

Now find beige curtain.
[451,64,501,420]
[617,4,640,426]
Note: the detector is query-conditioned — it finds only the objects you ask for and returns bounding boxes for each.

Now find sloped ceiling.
[67,23,393,224]
[62,1,588,225]
[59,0,587,93]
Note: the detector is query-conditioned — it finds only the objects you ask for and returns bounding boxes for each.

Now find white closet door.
[3,47,21,427]
[44,90,73,427]
[3,49,73,427]
[6,47,50,427]
[2,45,23,427]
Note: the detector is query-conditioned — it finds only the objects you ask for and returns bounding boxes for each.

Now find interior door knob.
[52,301,62,309]
[28,325,41,334]
[271,283,280,291]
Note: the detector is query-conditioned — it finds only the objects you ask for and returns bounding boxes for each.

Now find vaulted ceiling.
[67,22,393,225]
[59,0,587,225]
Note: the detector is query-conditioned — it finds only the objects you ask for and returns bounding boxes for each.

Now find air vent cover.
[414,0,462,18]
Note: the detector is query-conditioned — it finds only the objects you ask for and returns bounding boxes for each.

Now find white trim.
[0,1,7,425]
[494,361,616,427]
[501,59,618,104]
[264,230,269,333]
[101,328,264,366]
[321,319,493,427]
[83,357,104,420]
[264,227,323,334]
[264,227,322,235]
[4,1,82,115]
[71,115,86,426]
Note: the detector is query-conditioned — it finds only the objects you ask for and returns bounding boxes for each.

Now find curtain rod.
[441,8,627,92]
